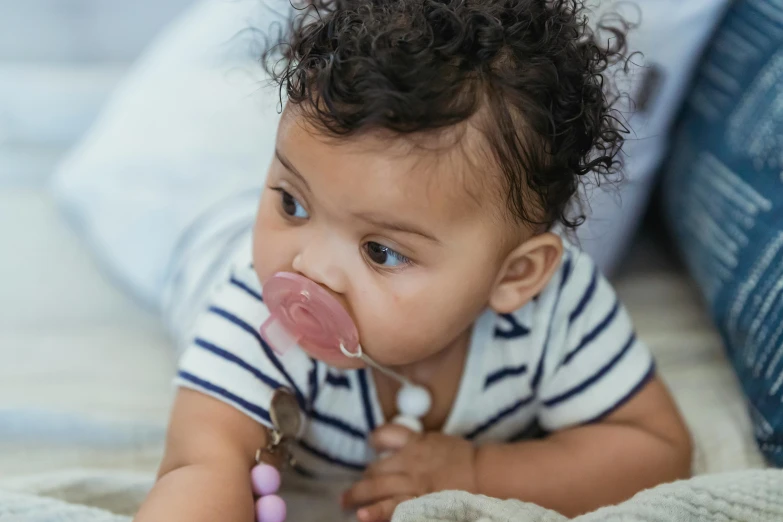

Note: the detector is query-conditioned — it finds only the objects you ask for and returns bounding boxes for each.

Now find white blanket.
[2,469,783,522]
[395,470,783,521]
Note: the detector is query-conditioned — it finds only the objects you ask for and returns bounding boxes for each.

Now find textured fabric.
[663,0,783,466]
[393,470,783,522]
[3,468,783,522]
[176,239,652,477]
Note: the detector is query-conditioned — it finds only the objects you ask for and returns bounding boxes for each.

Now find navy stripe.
[558,257,573,290]
[194,339,364,438]
[568,267,598,325]
[534,258,573,390]
[325,372,351,389]
[229,275,263,302]
[494,313,531,339]
[308,359,319,408]
[177,371,271,423]
[531,345,546,390]
[310,410,366,439]
[543,332,638,407]
[291,462,316,478]
[564,301,620,365]
[297,439,366,471]
[208,306,261,339]
[357,369,377,432]
[466,394,535,440]
[584,362,656,424]
[194,338,284,390]
[484,363,528,390]
[305,361,367,439]
[207,306,305,406]
[507,420,545,443]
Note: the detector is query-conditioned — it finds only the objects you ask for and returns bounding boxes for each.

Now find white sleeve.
[536,250,655,431]
[174,263,312,428]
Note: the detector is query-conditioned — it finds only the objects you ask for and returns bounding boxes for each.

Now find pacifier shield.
[260,272,359,356]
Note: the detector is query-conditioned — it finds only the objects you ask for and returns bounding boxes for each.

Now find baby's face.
[253,109,518,368]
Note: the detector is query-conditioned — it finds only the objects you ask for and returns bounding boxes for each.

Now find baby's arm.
[135,388,268,522]
[474,375,692,516]
[346,376,690,521]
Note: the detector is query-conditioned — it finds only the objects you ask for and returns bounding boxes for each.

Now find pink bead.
[256,494,286,522]
[251,464,281,496]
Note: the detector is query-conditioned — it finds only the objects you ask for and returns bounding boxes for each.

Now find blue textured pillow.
[663,0,783,466]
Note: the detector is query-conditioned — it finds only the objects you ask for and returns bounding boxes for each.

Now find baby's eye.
[364,242,411,268]
[278,189,309,219]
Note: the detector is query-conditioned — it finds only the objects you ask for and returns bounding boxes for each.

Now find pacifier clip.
[252,272,433,522]
[260,272,432,431]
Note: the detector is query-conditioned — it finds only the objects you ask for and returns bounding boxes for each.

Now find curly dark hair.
[263,0,629,229]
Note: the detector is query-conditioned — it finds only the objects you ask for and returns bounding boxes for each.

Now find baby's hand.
[342,425,478,522]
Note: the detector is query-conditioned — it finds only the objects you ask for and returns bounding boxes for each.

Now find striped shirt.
[175,241,655,478]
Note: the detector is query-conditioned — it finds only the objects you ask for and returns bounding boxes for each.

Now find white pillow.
[574,0,733,274]
[51,0,287,308]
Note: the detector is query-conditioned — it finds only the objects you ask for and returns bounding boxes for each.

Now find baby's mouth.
[289,303,320,332]
[260,272,360,357]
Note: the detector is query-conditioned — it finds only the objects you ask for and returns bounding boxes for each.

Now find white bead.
[391,415,423,433]
[396,385,431,419]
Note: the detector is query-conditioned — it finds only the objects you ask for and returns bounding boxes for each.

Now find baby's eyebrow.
[275,149,311,191]
[352,211,440,243]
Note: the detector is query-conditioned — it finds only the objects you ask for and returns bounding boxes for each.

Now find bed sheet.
[0,185,174,477]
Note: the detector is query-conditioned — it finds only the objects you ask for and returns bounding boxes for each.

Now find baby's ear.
[489,233,563,314]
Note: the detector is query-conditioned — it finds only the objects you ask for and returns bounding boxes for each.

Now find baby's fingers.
[370,424,419,454]
[342,473,415,509]
[356,496,414,522]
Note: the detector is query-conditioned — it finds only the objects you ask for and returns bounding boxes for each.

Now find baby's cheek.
[357,304,420,361]
[251,236,275,285]
[252,208,273,273]
[253,225,296,285]
[355,279,462,361]
[391,302,450,349]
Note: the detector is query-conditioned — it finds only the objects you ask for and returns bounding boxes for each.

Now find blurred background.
[0,0,196,478]
[0,0,192,177]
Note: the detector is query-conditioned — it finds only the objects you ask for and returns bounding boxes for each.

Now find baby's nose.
[291,248,347,296]
[291,251,354,325]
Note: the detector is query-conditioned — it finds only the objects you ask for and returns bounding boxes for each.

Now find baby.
[136,1,691,521]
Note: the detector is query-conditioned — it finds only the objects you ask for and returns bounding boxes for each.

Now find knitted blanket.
[1,469,782,522]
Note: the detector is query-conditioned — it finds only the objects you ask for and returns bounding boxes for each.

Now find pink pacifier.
[254,273,432,519]
[260,272,360,358]
[253,272,363,522]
